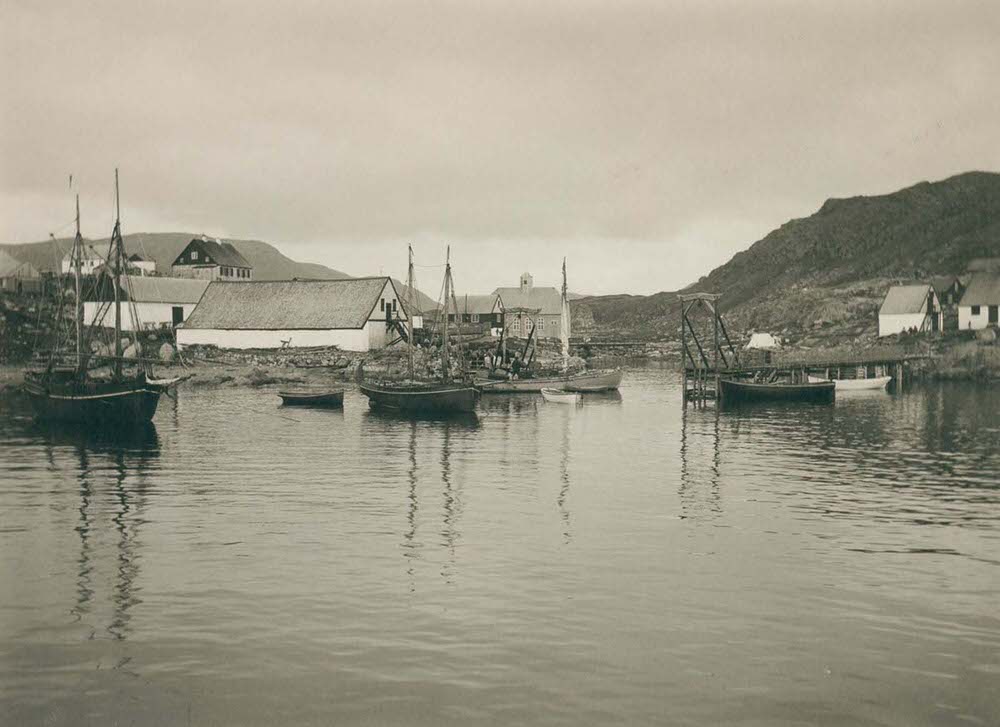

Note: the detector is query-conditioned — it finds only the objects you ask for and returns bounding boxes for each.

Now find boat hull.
[478,369,622,393]
[807,375,891,391]
[541,388,581,404]
[22,380,163,423]
[719,378,835,404]
[359,382,479,414]
[278,389,345,407]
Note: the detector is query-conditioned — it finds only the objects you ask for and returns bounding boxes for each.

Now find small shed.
[175,277,407,351]
[744,332,780,350]
[0,250,42,294]
[958,274,1000,330]
[878,284,941,337]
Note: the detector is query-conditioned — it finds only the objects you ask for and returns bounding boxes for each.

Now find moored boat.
[22,173,165,425]
[277,387,345,407]
[719,378,835,404]
[807,375,891,391]
[359,246,479,415]
[541,387,580,404]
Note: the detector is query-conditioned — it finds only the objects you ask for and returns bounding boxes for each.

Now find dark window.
[172,306,184,325]
[972,305,981,315]
[392,299,397,312]
[380,298,385,312]
[990,305,999,324]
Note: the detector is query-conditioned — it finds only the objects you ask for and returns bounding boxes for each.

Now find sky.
[2,1,998,296]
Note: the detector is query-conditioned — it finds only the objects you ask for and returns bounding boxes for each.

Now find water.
[1,366,998,726]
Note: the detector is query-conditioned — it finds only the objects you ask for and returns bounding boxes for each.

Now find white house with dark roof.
[83,276,210,330]
[175,277,406,351]
[61,243,106,275]
[493,272,564,338]
[171,236,253,280]
[878,283,942,337]
[958,274,1000,330]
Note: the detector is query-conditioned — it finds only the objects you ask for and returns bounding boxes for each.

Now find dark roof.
[928,276,961,296]
[180,278,399,330]
[175,237,252,269]
[125,276,210,304]
[0,250,40,278]
[880,284,932,315]
[967,257,1000,273]
[492,286,562,315]
[959,274,1000,306]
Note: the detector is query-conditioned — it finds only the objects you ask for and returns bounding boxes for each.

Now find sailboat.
[22,171,167,424]
[478,259,622,393]
[358,246,480,414]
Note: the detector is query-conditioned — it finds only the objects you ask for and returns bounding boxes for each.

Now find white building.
[176,277,408,352]
[61,243,106,275]
[878,284,942,337]
[958,274,1000,330]
[84,276,210,331]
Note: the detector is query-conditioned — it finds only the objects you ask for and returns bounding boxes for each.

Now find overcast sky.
[2,1,998,295]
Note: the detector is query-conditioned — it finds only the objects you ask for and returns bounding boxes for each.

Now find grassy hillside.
[1,233,439,313]
[574,171,1000,343]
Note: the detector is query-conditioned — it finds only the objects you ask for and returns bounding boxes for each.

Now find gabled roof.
[967,257,1000,273]
[0,249,40,278]
[125,276,210,304]
[880,284,932,315]
[454,293,502,315]
[492,286,562,315]
[928,275,961,296]
[180,277,399,330]
[959,274,1000,307]
[175,237,252,269]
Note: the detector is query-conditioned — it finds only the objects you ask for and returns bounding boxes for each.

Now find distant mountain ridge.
[574,171,1000,340]
[0,232,438,312]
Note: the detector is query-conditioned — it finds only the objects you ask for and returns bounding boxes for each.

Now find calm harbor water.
[1,366,998,726]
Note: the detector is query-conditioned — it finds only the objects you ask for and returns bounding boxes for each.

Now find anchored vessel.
[719,378,835,404]
[359,246,479,414]
[277,388,345,407]
[23,172,167,424]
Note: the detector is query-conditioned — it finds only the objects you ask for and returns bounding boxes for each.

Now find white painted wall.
[959,305,998,330]
[84,301,199,331]
[176,327,372,351]
[878,313,929,336]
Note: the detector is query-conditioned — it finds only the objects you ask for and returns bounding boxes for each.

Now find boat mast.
[406,244,414,380]
[112,168,122,379]
[441,246,450,381]
[73,194,84,372]
[561,257,570,373]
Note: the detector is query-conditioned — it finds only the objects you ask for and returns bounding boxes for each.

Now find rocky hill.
[574,171,1000,344]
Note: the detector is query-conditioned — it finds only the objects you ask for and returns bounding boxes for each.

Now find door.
[990,305,999,325]
[172,306,184,325]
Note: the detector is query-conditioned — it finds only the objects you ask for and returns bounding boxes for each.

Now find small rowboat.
[541,388,581,404]
[277,388,345,407]
[719,378,835,404]
[807,375,891,391]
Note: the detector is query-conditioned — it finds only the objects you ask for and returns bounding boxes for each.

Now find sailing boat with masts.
[478,258,622,393]
[23,171,167,423]
[358,246,480,414]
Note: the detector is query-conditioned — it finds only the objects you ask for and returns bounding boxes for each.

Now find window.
[537,319,544,331]
[392,299,397,312]
[172,306,184,325]
[471,313,479,323]
[191,250,199,261]
[380,298,385,312]
[972,305,981,315]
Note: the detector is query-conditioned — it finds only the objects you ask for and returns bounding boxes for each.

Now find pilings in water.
[679,293,738,406]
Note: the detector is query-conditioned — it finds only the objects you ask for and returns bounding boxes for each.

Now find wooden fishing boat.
[359,246,479,415]
[22,174,165,425]
[719,378,835,404]
[277,387,345,407]
[562,368,623,392]
[807,375,891,391]
[541,388,580,404]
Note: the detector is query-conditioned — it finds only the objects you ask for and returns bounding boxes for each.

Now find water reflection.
[557,407,572,543]
[678,406,722,519]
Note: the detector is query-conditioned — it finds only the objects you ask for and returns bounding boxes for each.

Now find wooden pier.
[679,293,926,406]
